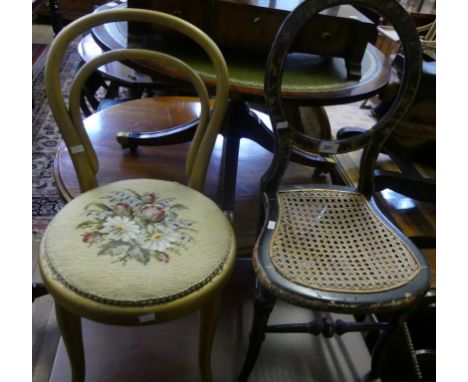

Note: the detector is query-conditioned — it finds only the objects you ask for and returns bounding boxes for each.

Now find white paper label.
[319,141,340,154]
[138,313,156,323]
[277,121,288,130]
[267,221,276,230]
[70,145,85,154]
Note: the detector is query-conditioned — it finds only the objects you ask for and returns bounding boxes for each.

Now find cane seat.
[268,188,422,294]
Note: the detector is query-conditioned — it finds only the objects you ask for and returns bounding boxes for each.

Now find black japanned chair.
[238,0,430,380]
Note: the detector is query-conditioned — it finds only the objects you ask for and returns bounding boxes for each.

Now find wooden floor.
[34,260,377,382]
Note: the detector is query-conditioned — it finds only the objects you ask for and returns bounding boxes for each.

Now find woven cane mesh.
[269,189,421,293]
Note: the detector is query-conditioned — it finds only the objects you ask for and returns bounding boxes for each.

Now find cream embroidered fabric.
[42,179,232,306]
[269,189,421,293]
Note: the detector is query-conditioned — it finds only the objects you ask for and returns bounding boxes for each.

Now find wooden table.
[32,0,63,34]
[82,0,391,214]
[54,97,332,254]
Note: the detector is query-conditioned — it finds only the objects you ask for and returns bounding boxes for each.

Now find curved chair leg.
[55,302,85,382]
[199,293,223,382]
[370,312,407,380]
[238,285,276,382]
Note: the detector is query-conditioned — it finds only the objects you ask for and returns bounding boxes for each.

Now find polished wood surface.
[54,96,329,253]
[78,33,154,86]
[36,0,109,20]
[33,0,64,34]
[32,0,47,13]
[84,0,390,218]
[55,96,434,268]
[128,0,377,79]
[91,1,390,102]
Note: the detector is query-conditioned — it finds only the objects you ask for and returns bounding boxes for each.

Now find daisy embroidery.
[99,216,141,242]
[76,190,196,265]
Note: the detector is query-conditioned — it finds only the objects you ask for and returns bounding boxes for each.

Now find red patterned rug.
[32,44,47,64]
[32,41,80,239]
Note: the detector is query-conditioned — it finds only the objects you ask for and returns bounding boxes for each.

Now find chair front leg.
[55,302,85,382]
[238,284,276,382]
[199,292,223,382]
[370,310,411,380]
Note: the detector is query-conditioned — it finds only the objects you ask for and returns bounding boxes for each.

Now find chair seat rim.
[38,179,237,325]
[254,185,431,313]
[39,235,236,324]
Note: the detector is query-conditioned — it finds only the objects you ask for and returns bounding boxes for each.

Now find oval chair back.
[263,0,422,197]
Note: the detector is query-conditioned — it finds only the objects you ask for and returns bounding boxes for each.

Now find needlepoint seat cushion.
[263,188,425,295]
[40,179,233,306]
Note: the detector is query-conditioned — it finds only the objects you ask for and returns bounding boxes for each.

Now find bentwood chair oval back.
[40,8,235,381]
[238,0,431,380]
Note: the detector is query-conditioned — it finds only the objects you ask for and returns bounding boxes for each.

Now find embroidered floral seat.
[41,179,233,306]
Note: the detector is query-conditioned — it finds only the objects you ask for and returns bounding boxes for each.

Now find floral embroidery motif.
[76,190,196,265]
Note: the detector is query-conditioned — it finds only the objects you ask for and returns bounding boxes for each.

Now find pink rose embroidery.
[154,252,170,263]
[77,189,195,265]
[115,202,130,214]
[139,204,166,222]
[82,232,100,244]
[143,193,157,203]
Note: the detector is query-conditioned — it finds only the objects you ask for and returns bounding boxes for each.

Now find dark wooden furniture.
[238,1,430,380]
[36,0,109,21]
[338,57,436,204]
[334,145,436,380]
[54,97,332,254]
[128,0,378,80]
[33,0,64,35]
[398,0,436,26]
[88,0,391,215]
[77,33,158,117]
[333,55,435,380]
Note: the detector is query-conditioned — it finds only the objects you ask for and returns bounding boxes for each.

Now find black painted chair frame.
[239,0,430,380]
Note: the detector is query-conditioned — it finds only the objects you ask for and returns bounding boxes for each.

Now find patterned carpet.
[32,41,80,239]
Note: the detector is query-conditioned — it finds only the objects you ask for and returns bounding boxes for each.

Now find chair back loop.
[263,0,422,196]
[45,8,229,193]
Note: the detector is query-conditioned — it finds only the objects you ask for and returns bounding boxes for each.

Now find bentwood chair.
[238,0,430,380]
[39,8,235,381]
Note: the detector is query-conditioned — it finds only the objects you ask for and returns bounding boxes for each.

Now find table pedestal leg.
[47,0,64,35]
[117,99,334,212]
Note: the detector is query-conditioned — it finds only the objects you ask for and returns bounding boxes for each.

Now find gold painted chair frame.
[40,8,235,382]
